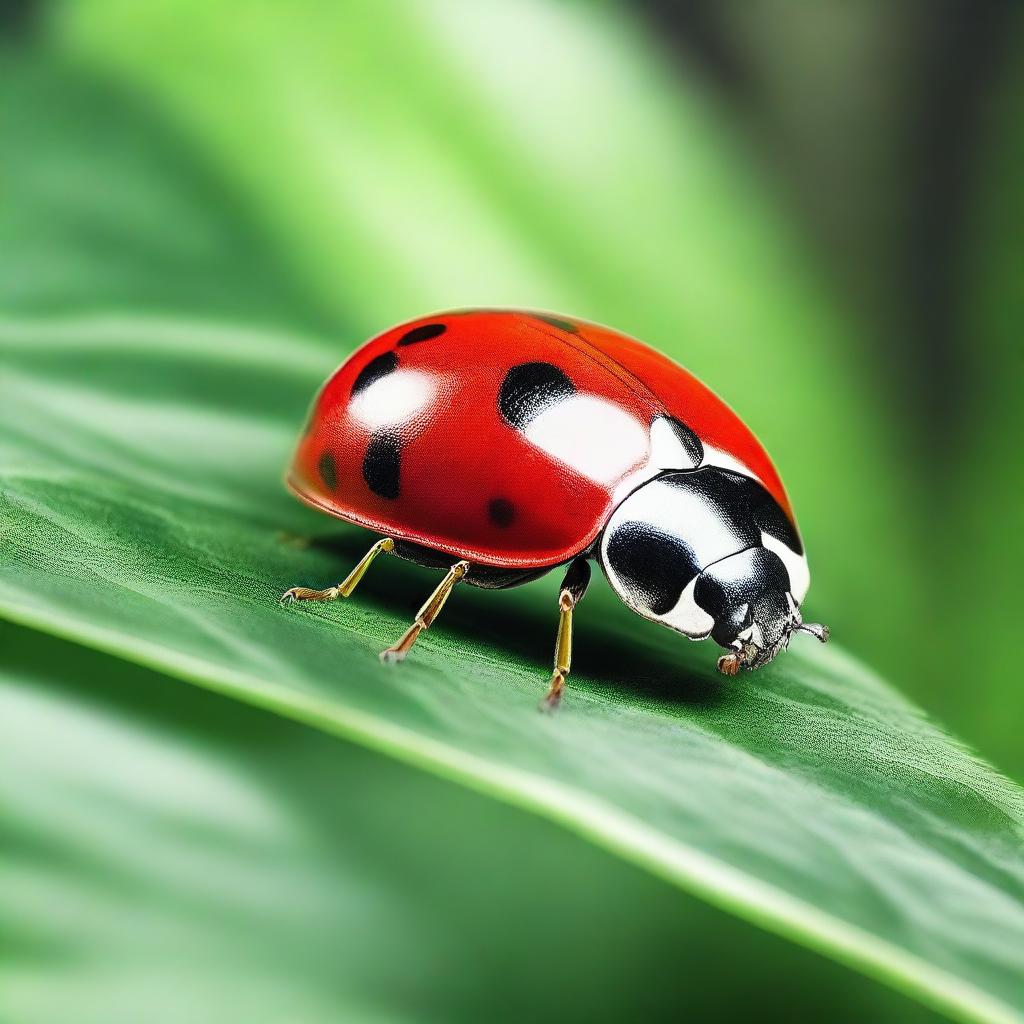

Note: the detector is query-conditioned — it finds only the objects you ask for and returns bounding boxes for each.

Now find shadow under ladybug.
[295,530,730,711]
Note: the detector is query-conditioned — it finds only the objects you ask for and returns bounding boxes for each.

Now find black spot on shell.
[352,351,398,397]
[318,452,337,491]
[498,362,575,430]
[398,322,446,346]
[534,314,579,334]
[362,433,401,499]
[488,498,516,528]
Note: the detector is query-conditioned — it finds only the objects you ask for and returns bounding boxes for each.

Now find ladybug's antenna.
[783,592,830,645]
[794,621,830,644]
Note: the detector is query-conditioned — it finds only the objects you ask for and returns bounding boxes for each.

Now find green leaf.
[55,0,933,690]
[3,10,1023,1024]
[0,622,947,1024]
[2,316,1023,1024]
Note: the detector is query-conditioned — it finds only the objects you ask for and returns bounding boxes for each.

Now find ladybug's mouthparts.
[717,609,830,676]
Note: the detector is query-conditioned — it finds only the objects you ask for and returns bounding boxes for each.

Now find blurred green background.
[2,1,1023,1022]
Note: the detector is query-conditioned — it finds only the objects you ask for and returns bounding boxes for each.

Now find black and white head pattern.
[599,467,809,648]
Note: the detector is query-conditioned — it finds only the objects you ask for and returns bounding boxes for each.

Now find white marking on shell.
[348,370,436,430]
[661,576,715,639]
[761,531,810,603]
[525,394,648,485]
[702,443,760,482]
[648,416,701,471]
[610,415,704,504]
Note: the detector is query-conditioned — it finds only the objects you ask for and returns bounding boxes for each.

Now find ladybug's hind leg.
[540,558,592,712]
[280,537,395,605]
[380,559,471,665]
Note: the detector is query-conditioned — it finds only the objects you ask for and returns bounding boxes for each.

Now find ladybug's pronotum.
[280,309,828,708]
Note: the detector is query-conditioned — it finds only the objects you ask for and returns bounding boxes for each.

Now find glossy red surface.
[288,309,795,568]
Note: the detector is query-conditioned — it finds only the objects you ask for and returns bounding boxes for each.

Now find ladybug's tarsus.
[540,669,566,713]
[279,585,338,605]
[539,558,591,712]
[379,559,470,664]
[280,537,396,606]
[717,651,743,676]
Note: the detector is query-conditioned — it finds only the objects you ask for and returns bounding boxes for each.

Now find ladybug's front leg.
[280,536,395,605]
[379,559,471,664]
[540,558,592,712]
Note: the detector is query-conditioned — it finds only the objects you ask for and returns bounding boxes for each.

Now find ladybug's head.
[598,469,828,674]
[713,589,829,676]
[686,546,828,675]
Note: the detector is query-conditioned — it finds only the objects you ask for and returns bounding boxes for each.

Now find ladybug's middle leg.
[379,559,471,665]
[280,536,395,604]
[540,558,592,712]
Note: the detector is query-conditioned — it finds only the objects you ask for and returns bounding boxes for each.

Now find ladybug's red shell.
[288,310,796,569]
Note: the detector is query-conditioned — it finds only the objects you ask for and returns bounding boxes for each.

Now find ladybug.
[281,309,828,709]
